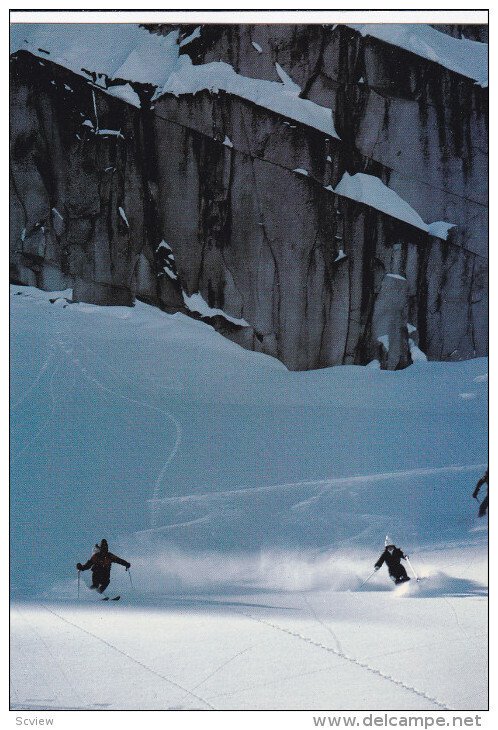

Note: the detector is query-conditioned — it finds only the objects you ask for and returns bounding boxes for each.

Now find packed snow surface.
[10,286,487,710]
[347,24,488,87]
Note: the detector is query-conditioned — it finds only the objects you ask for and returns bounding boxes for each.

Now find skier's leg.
[392,566,410,584]
[398,565,409,582]
[478,494,488,517]
[98,578,110,594]
[92,569,106,590]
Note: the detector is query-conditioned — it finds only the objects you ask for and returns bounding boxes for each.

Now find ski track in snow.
[55,337,183,530]
[360,632,481,663]
[10,290,487,710]
[238,610,452,710]
[446,599,473,639]
[11,348,56,411]
[42,605,216,710]
[78,338,184,395]
[204,661,341,702]
[13,606,86,708]
[149,463,486,506]
[83,363,182,528]
[302,594,344,655]
[190,644,258,692]
[11,361,61,463]
[137,515,212,534]
[11,311,184,528]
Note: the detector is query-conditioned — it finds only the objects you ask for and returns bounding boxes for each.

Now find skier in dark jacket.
[374,536,410,585]
[473,470,488,517]
[76,539,130,593]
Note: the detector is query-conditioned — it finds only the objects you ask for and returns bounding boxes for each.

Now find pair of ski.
[101,595,121,601]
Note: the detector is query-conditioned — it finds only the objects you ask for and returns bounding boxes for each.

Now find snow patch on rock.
[179,26,201,48]
[333,172,455,240]
[274,62,300,94]
[183,291,250,328]
[377,335,390,351]
[409,339,428,363]
[106,83,141,108]
[118,207,129,227]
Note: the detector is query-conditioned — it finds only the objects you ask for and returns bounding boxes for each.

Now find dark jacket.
[375,547,406,572]
[78,551,129,578]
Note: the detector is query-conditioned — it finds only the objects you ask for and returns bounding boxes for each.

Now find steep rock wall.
[10,24,488,370]
[173,24,487,257]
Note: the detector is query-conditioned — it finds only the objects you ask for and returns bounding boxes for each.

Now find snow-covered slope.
[10,286,487,710]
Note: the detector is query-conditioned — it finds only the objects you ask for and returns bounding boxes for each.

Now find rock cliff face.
[10,24,488,370]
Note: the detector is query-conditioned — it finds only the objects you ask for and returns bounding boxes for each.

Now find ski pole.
[77,569,80,599]
[358,568,377,589]
[405,556,419,581]
[127,567,133,590]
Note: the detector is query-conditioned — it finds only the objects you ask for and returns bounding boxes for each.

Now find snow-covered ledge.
[346,24,488,87]
[182,291,250,328]
[332,172,456,240]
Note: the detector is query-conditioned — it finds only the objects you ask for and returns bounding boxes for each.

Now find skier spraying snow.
[374,536,410,585]
[473,470,488,517]
[76,539,130,594]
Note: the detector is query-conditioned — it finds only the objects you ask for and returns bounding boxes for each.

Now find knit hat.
[385,535,394,547]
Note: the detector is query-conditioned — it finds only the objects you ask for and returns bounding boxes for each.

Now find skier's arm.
[374,553,385,569]
[77,559,93,571]
[473,474,486,499]
[109,553,131,569]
